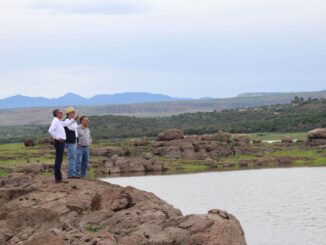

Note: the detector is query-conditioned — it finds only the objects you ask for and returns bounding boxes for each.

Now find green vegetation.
[87,167,97,179]
[0,169,8,177]
[84,225,102,233]
[0,98,325,144]
[0,143,53,171]
[214,146,326,168]
[270,148,326,166]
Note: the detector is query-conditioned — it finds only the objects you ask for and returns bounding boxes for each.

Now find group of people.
[48,107,92,183]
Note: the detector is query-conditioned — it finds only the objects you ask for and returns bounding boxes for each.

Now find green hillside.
[0,97,325,144]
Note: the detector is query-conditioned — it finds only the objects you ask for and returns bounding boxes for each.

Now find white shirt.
[64,117,78,137]
[48,117,75,140]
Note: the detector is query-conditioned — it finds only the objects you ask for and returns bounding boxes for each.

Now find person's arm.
[61,118,75,127]
[67,122,78,131]
[48,119,58,139]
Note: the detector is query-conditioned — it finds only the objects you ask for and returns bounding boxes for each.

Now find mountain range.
[1,90,325,110]
[0,90,325,126]
[0,92,191,109]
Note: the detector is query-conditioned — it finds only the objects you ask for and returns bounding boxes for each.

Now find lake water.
[103,167,326,245]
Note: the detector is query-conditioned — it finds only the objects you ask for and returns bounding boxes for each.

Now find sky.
[0,0,325,99]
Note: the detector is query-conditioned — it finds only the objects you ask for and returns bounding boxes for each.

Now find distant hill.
[0,92,191,109]
[0,90,325,126]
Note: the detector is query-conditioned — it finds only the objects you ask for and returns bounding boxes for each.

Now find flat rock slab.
[0,174,247,245]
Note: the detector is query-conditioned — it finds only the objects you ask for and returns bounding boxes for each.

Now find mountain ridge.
[0,92,191,109]
[1,90,325,110]
[0,90,325,126]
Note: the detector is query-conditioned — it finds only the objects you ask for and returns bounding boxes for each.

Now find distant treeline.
[0,98,325,144]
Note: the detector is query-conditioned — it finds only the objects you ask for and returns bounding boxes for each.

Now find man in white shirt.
[48,109,78,183]
[64,107,79,179]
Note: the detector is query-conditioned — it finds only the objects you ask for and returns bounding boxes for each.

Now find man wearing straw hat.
[48,109,78,183]
[64,107,79,179]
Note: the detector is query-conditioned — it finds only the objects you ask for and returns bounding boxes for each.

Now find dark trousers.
[54,140,65,181]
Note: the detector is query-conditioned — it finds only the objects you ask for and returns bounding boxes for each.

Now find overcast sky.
[0,0,325,99]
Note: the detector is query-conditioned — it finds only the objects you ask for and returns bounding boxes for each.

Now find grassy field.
[0,143,53,177]
[248,132,307,141]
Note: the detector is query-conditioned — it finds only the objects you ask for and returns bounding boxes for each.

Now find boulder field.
[0,174,247,245]
[152,131,254,160]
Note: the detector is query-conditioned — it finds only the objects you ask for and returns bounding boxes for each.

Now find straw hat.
[65,107,76,115]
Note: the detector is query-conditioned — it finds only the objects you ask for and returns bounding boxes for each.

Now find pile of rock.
[152,129,255,160]
[102,155,164,175]
[307,128,326,146]
[0,174,247,245]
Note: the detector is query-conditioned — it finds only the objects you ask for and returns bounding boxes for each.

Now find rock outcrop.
[0,174,247,245]
[156,129,185,141]
[101,156,164,175]
[152,130,256,160]
[307,128,326,146]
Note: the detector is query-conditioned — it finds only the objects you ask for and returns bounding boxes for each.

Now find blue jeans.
[66,143,77,177]
[77,146,89,177]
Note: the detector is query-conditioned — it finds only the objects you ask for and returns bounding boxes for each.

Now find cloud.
[0,0,325,98]
[25,0,150,15]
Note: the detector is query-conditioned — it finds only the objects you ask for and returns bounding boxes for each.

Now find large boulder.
[157,129,184,141]
[0,174,247,245]
[307,128,326,139]
[233,134,250,145]
[24,139,35,147]
[281,136,293,144]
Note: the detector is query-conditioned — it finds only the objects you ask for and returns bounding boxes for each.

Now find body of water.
[103,167,326,245]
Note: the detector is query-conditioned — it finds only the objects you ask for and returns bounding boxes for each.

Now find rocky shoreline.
[11,128,326,178]
[88,128,326,177]
[0,173,246,245]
